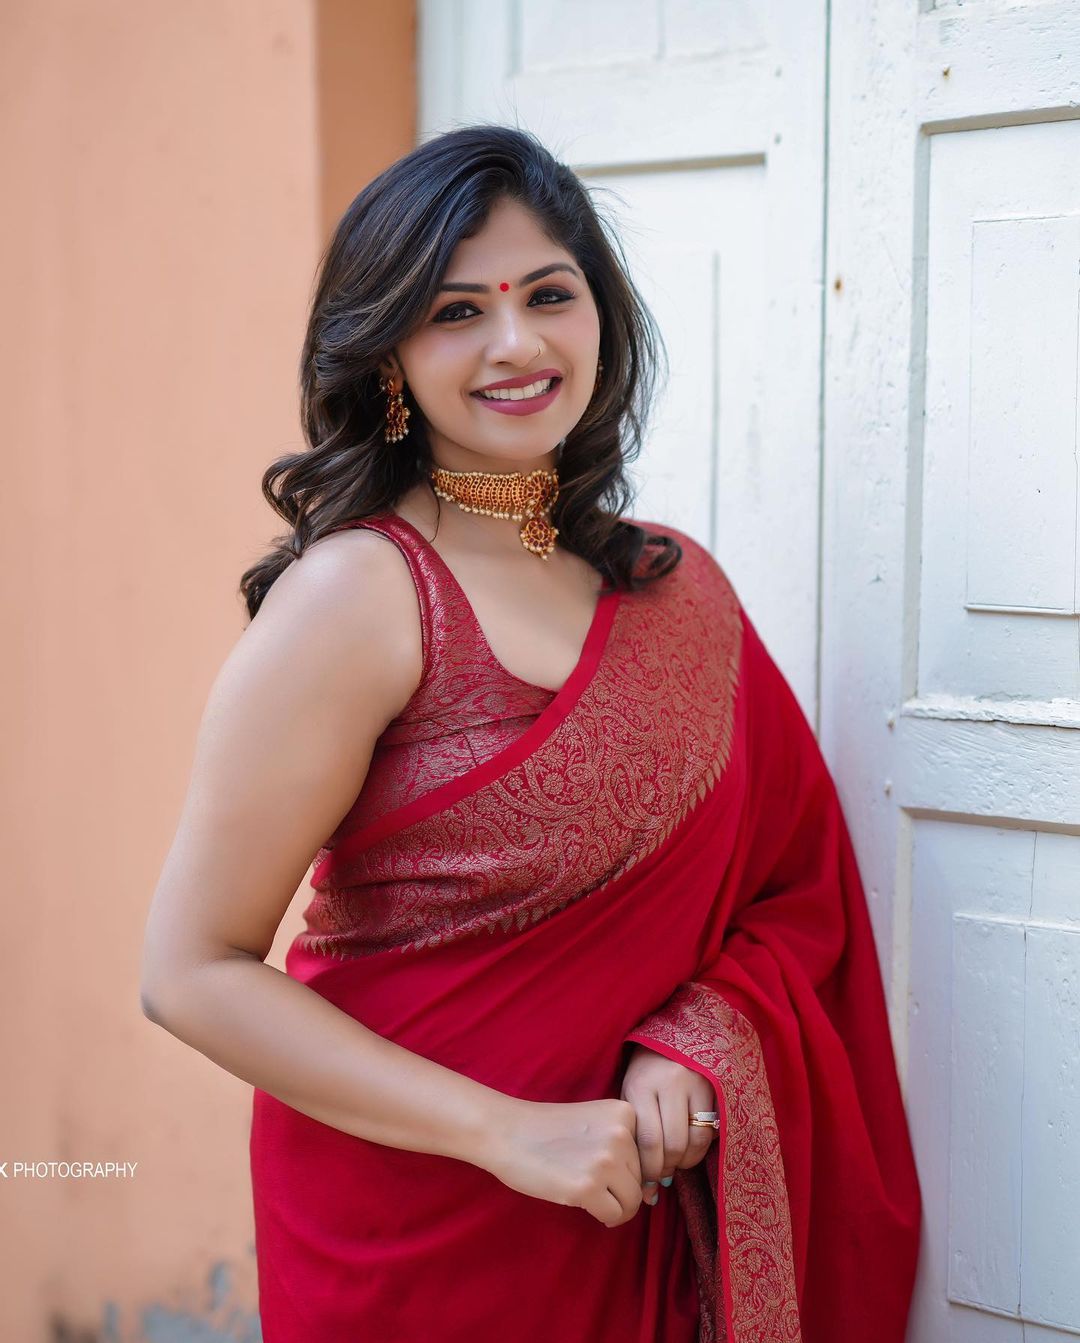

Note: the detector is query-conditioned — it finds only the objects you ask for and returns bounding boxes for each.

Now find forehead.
[446,198,570,271]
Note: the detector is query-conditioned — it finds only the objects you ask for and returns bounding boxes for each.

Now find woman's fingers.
[656,1084,691,1180]
[620,1047,719,1199]
[680,1078,719,1173]
[680,1114,716,1172]
[657,1075,717,1180]
[628,1091,666,1190]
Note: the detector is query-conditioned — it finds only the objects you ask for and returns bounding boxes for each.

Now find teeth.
[477,377,555,401]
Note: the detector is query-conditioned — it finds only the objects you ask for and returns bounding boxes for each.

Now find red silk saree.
[249,513,921,1342]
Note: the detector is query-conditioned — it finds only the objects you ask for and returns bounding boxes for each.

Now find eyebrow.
[437,263,582,294]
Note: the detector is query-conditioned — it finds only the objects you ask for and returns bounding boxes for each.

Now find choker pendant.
[429,465,560,559]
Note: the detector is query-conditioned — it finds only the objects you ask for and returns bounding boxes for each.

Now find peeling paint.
[50,1260,261,1343]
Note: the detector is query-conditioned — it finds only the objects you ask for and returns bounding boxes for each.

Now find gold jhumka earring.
[380,376,411,444]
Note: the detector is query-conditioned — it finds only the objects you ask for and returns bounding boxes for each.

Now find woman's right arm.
[139,528,648,1226]
[138,529,516,1168]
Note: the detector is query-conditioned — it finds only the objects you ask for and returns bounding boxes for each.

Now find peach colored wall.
[0,2,414,1337]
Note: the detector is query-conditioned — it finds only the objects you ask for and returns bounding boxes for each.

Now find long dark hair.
[239,123,681,621]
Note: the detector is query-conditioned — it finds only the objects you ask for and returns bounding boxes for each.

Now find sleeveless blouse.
[316,511,612,853]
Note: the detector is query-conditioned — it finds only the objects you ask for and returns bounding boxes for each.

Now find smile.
[470,376,563,416]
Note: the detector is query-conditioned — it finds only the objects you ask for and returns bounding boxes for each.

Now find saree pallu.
[249,516,921,1342]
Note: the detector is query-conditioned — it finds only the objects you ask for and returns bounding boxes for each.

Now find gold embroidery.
[297,529,744,959]
[627,981,802,1343]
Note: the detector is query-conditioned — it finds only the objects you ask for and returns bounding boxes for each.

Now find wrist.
[452,1085,525,1174]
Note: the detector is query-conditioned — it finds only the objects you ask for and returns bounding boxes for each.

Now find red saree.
[249,512,921,1342]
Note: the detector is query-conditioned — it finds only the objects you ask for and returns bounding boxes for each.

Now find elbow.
[139,946,168,1023]
[138,941,203,1027]
[139,946,257,1027]
[139,979,172,1026]
[139,958,187,1028]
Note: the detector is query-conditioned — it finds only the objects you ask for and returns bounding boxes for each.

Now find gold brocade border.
[625,981,802,1343]
[298,531,745,959]
[565,748,732,919]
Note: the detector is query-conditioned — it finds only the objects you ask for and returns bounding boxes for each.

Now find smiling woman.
[379,199,602,459]
[140,124,921,1343]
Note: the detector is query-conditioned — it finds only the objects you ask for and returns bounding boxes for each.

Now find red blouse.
[318,511,562,841]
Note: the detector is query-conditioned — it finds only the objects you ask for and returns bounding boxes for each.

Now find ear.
[378,354,403,387]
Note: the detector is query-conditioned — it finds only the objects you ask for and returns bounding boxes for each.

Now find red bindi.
[499,281,510,291]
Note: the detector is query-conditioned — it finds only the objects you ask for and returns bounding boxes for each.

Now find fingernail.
[660,1176,673,1187]
[643,1180,658,1188]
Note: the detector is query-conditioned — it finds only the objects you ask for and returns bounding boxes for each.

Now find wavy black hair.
[239,123,681,620]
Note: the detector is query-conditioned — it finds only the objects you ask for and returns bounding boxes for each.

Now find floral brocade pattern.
[297,517,744,959]
[626,982,802,1343]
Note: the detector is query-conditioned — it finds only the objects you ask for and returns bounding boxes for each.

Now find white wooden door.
[822,3,1080,1340]
[419,0,828,709]
[419,2,1080,1340]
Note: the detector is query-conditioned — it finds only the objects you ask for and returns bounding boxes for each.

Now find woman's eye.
[432,303,478,323]
[531,288,574,307]
[432,288,574,324]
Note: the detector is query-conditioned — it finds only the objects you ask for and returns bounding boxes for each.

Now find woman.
[140,125,921,1342]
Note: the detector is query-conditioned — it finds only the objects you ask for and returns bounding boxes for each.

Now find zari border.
[311,588,623,884]
[299,541,747,959]
[625,981,802,1343]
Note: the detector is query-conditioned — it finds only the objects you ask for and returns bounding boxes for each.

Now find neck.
[429,451,559,476]
[399,462,561,559]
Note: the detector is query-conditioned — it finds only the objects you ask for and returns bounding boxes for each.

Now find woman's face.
[383,196,602,473]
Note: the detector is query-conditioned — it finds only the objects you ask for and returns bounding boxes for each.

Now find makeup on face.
[396,198,600,454]
[436,263,583,296]
[467,376,561,416]
[427,263,582,419]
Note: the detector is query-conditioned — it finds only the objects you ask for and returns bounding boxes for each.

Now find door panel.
[419,3,1080,1339]
[823,2,1080,1341]
[419,0,827,707]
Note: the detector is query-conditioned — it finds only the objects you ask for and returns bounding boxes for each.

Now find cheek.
[564,309,602,363]
[564,312,601,375]
[561,300,598,336]
[403,334,473,408]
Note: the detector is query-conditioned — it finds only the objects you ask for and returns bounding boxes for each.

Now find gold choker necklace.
[429,465,560,559]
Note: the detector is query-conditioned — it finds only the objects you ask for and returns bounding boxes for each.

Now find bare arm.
[139,529,518,1169]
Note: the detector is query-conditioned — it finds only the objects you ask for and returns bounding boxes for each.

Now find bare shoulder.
[247,524,424,732]
[138,527,425,987]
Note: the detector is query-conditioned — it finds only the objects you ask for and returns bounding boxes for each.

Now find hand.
[482,1096,646,1228]
[620,1044,718,1205]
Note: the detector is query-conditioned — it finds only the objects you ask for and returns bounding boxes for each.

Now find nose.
[484,305,542,368]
